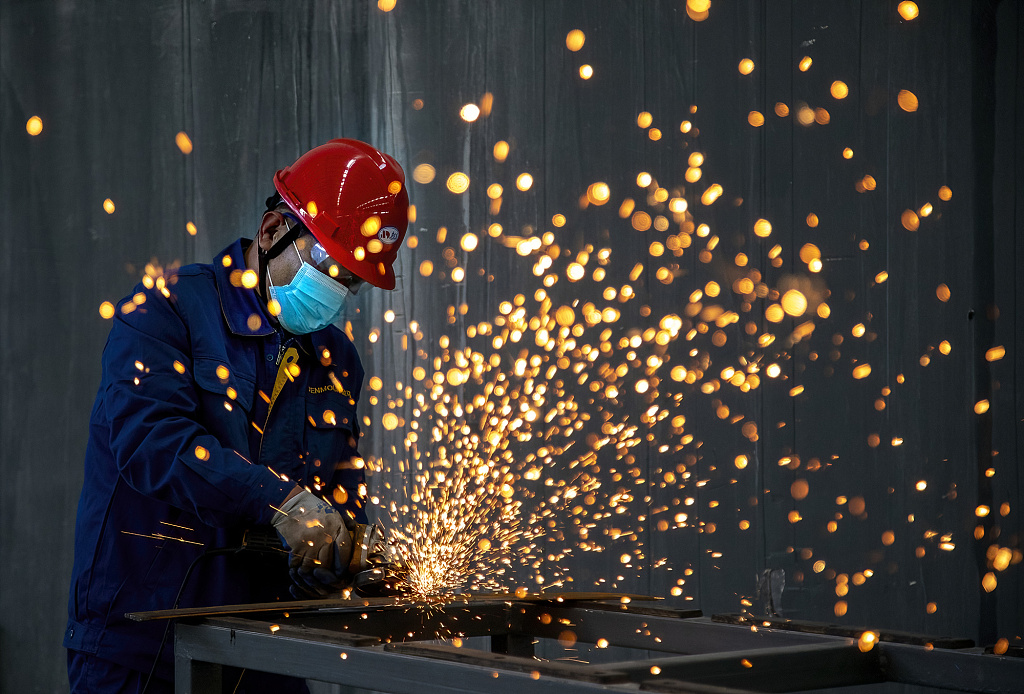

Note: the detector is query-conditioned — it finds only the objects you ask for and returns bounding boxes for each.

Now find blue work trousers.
[68,650,308,694]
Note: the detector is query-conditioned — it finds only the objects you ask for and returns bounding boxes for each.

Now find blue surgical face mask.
[268,242,350,334]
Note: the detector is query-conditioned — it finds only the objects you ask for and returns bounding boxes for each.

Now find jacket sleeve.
[101,282,293,527]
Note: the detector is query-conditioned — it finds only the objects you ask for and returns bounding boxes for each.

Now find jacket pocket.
[193,358,255,411]
[303,392,363,491]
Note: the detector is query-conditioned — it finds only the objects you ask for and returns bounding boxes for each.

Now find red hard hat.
[273,139,409,290]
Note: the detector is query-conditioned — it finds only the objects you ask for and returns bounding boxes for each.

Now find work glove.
[271,490,353,598]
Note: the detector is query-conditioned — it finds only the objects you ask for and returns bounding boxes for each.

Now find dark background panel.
[990,0,1022,645]
[1,1,1021,691]
[1,2,192,687]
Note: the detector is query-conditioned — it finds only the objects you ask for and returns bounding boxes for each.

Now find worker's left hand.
[287,534,354,598]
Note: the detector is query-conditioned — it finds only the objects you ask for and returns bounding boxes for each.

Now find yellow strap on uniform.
[266,347,300,424]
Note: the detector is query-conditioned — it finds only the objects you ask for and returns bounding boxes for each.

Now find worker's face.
[261,208,365,295]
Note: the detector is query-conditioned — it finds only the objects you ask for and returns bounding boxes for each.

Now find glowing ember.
[446,172,470,194]
[565,30,585,52]
[898,1,919,20]
[858,631,879,652]
[413,164,436,183]
[175,131,193,154]
[897,90,919,112]
[985,346,1005,362]
[587,182,610,204]
[852,364,872,379]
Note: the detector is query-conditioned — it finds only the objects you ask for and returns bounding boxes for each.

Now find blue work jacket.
[65,239,366,678]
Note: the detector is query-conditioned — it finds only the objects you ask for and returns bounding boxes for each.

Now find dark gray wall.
[1,1,1020,691]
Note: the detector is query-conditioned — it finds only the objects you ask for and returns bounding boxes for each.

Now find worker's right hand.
[271,489,352,597]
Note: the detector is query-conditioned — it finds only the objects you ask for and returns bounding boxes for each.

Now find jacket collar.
[213,239,344,351]
[214,238,277,337]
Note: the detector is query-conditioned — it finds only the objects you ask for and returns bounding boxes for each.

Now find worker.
[64,139,409,693]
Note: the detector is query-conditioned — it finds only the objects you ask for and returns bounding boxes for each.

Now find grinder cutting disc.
[350,523,409,597]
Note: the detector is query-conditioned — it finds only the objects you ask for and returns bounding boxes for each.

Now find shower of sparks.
[360,180,835,598]
[348,23,1018,618]
[383,457,535,598]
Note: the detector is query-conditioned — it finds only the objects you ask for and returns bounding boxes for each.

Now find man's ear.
[257,210,288,252]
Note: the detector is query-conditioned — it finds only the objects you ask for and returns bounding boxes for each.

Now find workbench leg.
[491,633,535,658]
[174,654,222,694]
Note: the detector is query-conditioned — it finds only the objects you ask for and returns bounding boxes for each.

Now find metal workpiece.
[128,592,657,622]
[271,600,518,642]
[169,599,1024,694]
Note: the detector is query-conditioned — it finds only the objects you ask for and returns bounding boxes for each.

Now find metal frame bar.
[171,603,1024,694]
[878,641,1024,693]
[174,620,652,694]
[712,612,975,649]
[514,604,828,654]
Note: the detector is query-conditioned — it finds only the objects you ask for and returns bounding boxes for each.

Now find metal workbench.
[128,595,1023,693]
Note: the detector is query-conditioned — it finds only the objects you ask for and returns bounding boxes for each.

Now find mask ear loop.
[258,214,303,301]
